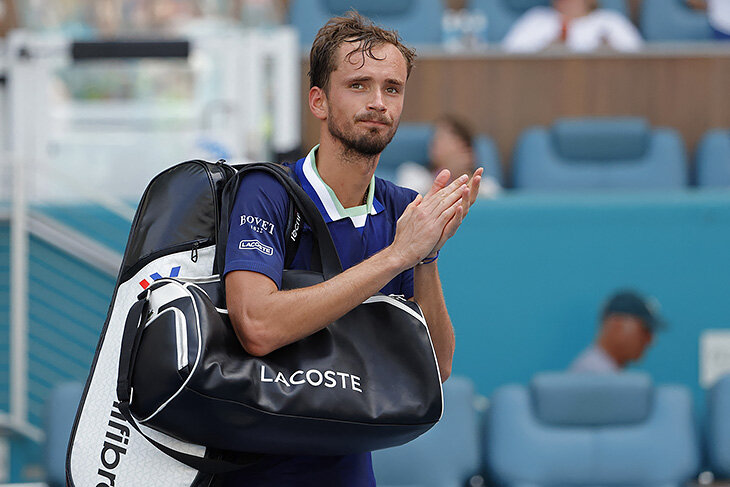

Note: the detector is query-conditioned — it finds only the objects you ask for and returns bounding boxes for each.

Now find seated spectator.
[502,0,643,53]
[396,115,500,198]
[687,0,730,40]
[709,0,730,38]
[570,290,665,373]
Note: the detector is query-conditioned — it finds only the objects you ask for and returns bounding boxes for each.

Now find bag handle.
[215,163,343,281]
[116,295,262,474]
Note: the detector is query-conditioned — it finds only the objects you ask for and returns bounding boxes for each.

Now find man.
[502,0,642,53]
[219,11,482,486]
[570,290,665,373]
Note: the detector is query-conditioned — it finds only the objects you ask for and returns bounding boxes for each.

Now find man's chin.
[340,133,393,156]
[357,137,392,155]
[329,121,396,157]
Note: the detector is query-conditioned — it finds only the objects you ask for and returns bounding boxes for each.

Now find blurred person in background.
[396,115,500,198]
[570,290,665,373]
[686,0,730,40]
[708,0,730,38]
[502,0,643,53]
[0,0,18,37]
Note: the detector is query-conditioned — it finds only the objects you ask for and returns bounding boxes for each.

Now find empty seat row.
[381,118,730,191]
[515,119,730,190]
[375,372,730,487]
[32,373,730,486]
[513,117,687,190]
[487,372,699,487]
[697,129,730,187]
[289,0,728,47]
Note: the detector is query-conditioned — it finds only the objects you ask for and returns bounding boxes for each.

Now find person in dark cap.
[570,290,665,373]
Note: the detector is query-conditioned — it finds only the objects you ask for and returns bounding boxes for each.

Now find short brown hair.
[436,115,474,149]
[308,10,417,91]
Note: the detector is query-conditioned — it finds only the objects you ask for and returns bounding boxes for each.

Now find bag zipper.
[120,238,210,282]
[191,241,199,263]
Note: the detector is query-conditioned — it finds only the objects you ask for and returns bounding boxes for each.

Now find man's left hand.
[426,167,483,257]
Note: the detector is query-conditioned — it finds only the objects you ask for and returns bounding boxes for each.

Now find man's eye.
[386,87,399,94]
[351,83,363,89]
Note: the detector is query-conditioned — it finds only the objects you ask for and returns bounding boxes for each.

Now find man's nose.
[367,89,386,111]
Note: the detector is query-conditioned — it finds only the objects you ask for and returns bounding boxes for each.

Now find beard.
[327,110,399,156]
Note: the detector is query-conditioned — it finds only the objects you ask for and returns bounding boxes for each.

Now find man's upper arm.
[223,171,289,288]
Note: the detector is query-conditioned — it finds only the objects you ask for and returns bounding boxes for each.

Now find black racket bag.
[68,161,443,486]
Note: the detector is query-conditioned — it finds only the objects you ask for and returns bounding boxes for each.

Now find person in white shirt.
[570,290,665,373]
[707,0,730,39]
[502,0,643,53]
[396,115,501,198]
[686,0,730,39]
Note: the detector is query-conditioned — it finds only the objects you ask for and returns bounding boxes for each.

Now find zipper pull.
[191,241,199,263]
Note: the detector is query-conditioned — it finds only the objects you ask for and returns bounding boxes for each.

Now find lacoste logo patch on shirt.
[239,239,274,256]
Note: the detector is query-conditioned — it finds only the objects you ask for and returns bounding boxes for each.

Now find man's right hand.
[389,170,470,269]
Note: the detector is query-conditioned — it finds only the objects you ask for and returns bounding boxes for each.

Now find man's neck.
[315,131,378,208]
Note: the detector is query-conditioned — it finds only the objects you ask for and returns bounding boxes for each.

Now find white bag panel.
[68,246,216,487]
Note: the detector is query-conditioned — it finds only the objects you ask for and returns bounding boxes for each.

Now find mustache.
[355,114,392,126]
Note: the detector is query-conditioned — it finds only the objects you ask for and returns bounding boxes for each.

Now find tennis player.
[219,11,482,486]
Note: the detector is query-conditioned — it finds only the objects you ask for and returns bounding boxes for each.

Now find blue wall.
[0,220,117,481]
[440,190,730,414]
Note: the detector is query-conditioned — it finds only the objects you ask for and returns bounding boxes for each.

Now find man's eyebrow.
[345,75,373,83]
[344,75,404,86]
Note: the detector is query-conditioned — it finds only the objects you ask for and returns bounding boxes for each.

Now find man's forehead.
[333,41,407,79]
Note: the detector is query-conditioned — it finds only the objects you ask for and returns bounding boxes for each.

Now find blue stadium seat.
[372,376,484,487]
[695,129,730,187]
[468,0,628,43]
[640,0,713,41]
[376,123,502,183]
[708,374,730,478]
[288,0,444,48]
[512,117,688,190]
[485,372,700,487]
[45,382,83,487]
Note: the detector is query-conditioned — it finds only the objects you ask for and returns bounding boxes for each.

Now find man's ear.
[309,86,328,121]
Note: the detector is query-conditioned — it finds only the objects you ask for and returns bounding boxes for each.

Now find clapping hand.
[391,167,483,268]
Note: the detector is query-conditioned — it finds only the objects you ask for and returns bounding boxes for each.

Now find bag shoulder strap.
[216,162,342,280]
[280,163,303,270]
[283,198,302,270]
